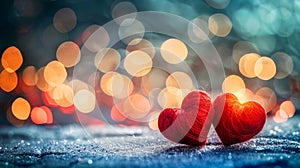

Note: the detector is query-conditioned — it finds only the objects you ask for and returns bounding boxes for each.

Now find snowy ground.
[0,117,300,168]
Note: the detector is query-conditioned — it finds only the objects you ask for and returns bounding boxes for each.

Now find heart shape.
[158,91,212,146]
[212,93,266,146]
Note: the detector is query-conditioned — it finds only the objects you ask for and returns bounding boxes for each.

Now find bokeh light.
[56,41,81,68]
[31,107,48,124]
[22,66,38,86]
[255,87,277,113]
[232,41,259,64]
[121,93,151,119]
[124,50,152,77]
[271,52,293,79]
[222,75,245,93]
[12,98,31,120]
[53,8,77,33]
[254,57,276,80]
[1,46,23,73]
[148,111,160,130]
[83,25,110,52]
[280,100,296,118]
[44,61,67,87]
[126,38,155,58]
[158,87,189,108]
[0,70,18,92]
[111,1,137,24]
[166,71,194,90]
[205,0,231,9]
[160,38,188,64]
[74,89,96,113]
[239,53,261,78]
[94,48,121,73]
[208,13,232,37]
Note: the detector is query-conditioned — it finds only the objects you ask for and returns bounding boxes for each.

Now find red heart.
[212,93,266,146]
[158,91,212,146]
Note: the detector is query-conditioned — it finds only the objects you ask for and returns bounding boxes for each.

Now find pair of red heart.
[158,91,266,146]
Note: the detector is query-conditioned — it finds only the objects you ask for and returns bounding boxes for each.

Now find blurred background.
[0,0,298,128]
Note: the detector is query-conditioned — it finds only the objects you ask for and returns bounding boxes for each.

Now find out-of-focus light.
[53,8,77,33]
[280,100,295,118]
[273,109,288,123]
[6,108,25,127]
[126,38,155,58]
[68,79,89,94]
[44,61,67,87]
[254,57,276,80]
[56,41,81,68]
[205,0,231,9]
[166,71,194,90]
[111,105,126,122]
[148,111,160,130]
[94,48,121,73]
[160,38,188,64]
[36,67,53,92]
[22,66,38,86]
[74,89,96,113]
[233,88,255,104]
[111,1,137,24]
[232,41,259,64]
[83,25,110,52]
[1,46,23,73]
[158,87,188,108]
[124,50,152,77]
[122,93,151,119]
[100,72,134,99]
[239,53,261,78]
[51,83,74,107]
[40,106,53,124]
[0,70,18,92]
[188,15,213,43]
[271,52,293,79]
[12,97,31,120]
[222,75,245,93]
[31,107,48,124]
[118,19,145,44]
[141,68,168,93]
[208,13,232,37]
[255,87,277,113]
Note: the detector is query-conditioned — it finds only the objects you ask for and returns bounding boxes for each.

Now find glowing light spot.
[158,87,189,108]
[124,50,152,77]
[84,25,110,52]
[208,13,232,37]
[51,84,74,107]
[40,106,53,124]
[280,100,295,118]
[118,19,145,44]
[122,94,151,119]
[111,1,137,24]
[94,48,121,73]
[239,53,261,78]
[160,38,188,64]
[74,89,96,113]
[141,68,168,93]
[254,57,276,80]
[6,108,25,127]
[36,67,53,92]
[126,38,155,58]
[222,75,245,93]
[111,105,126,122]
[232,41,259,64]
[166,71,194,90]
[273,109,288,123]
[56,41,81,68]
[1,46,23,72]
[22,66,38,86]
[0,70,18,92]
[148,111,160,130]
[188,16,212,43]
[234,89,254,104]
[68,79,89,94]
[11,98,31,120]
[44,61,67,86]
[271,52,293,79]
[205,0,231,9]
[100,72,133,99]
[255,87,277,113]
[31,107,48,124]
[53,8,77,33]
